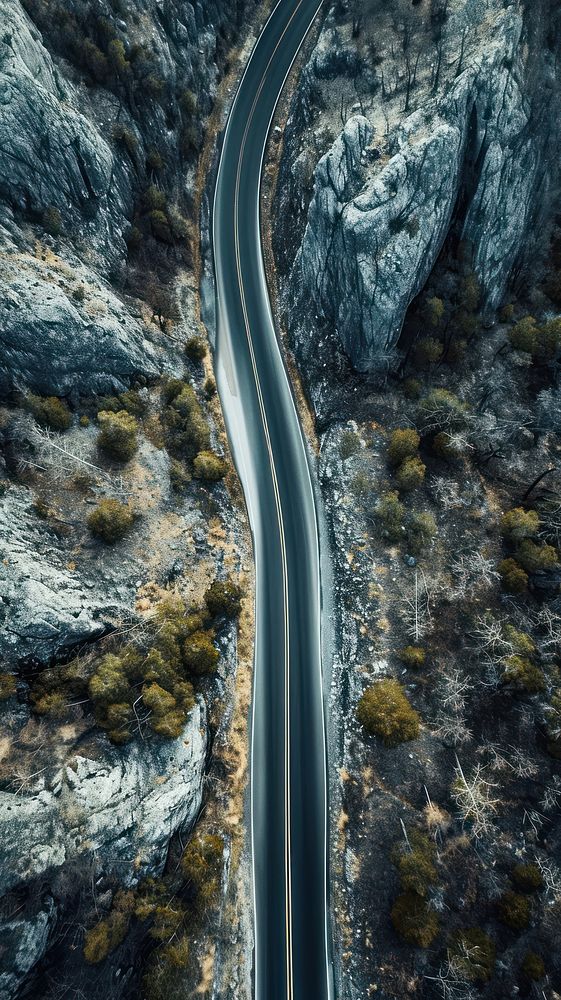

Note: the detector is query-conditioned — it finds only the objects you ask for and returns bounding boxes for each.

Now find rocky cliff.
[276,0,561,374]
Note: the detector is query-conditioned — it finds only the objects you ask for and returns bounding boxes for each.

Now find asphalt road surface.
[212,2,333,998]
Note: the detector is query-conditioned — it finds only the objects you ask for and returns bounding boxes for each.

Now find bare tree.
[402,569,432,641]
[452,756,500,839]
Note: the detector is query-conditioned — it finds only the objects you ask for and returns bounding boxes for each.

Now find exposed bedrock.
[281,0,560,371]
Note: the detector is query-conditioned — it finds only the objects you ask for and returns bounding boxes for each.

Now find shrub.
[425,296,445,327]
[396,456,426,492]
[33,691,68,717]
[142,185,167,212]
[150,209,173,243]
[169,458,191,492]
[83,908,130,964]
[376,491,405,542]
[87,499,135,543]
[512,863,544,893]
[393,832,438,897]
[414,337,442,366]
[0,673,17,700]
[497,890,531,930]
[183,630,219,675]
[417,389,467,433]
[432,431,464,460]
[72,283,86,303]
[521,951,545,980]
[112,123,137,157]
[204,579,243,619]
[88,653,131,705]
[357,679,420,747]
[193,450,227,481]
[80,414,90,427]
[388,428,420,467]
[146,148,164,173]
[185,336,207,362]
[498,558,528,594]
[162,381,210,460]
[509,316,538,354]
[204,377,216,399]
[503,625,535,656]
[516,539,560,573]
[449,928,496,982]
[403,377,422,399]
[42,206,62,236]
[502,656,545,693]
[390,892,439,947]
[399,646,426,669]
[27,394,71,431]
[99,390,147,418]
[500,508,540,542]
[97,409,138,462]
[339,429,361,460]
[181,833,224,906]
[407,512,437,553]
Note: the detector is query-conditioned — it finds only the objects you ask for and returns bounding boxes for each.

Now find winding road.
[212,2,332,998]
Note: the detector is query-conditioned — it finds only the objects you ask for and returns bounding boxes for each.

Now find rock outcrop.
[0,701,206,999]
[278,0,560,371]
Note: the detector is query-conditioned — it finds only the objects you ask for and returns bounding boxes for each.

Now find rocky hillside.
[0,1,255,997]
[275,0,561,379]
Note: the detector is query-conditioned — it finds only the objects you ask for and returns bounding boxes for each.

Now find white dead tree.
[425,958,477,1000]
[449,552,499,600]
[451,755,500,840]
[479,741,538,779]
[434,667,473,746]
[19,424,128,497]
[402,568,433,641]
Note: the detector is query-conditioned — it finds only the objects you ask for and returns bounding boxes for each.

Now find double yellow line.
[230,2,323,996]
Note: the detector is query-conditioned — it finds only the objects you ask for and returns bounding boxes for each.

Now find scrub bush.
[357,679,420,746]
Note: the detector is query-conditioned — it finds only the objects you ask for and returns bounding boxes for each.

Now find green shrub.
[185,336,207,362]
[149,209,173,243]
[516,539,560,573]
[390,892,439,947]
[357,679,420,747]
[498,558,528,594]
[388,428,420,467]
[502,656,545,693]
[83,912,129,964]
[449,928,496,982]
[179,88,197,116]
[98,390,147,418]
[432,431,463,460]
[497,890,531,930]
[112,122,137,157]
[72,283,86,303]
[146,148,165,173]
[181,833,224,907]
[42,206,62,236]
[162,381,210,460]
[33,691,68,718]
[88,653,131,704]
[425,296,445,327]
[414,337,442,366]
[500,508,540,542]
[407,511,437,553]
[339,429,361,460]
[417,389,468,433]
[503,625,535,656]
[512,863,544,893]
[183,630,219,675]
[399,646,426,669]
[169,458,191,492]
[459,273,480,313]
[193,450,227,481]
[87,499,135,543]
[521,951,545,980]
[376,491,405,542]
[396,456,426,492]
[142,185,167,212]
[27,394,71,431]
[204,377,216,399]
[393,832,437,897]
[204,579,243,619]
[403,378,422,400]
[97,409,138,461]
[0,673,17,700]
[509,316,538,353]
[79,414,90,427]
